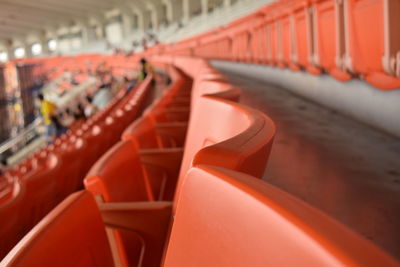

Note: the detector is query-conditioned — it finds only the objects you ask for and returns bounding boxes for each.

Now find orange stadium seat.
[1,0,400,263]
[311,0,351,81]
[275,2,294,69]
[53,138,87,202]
[291,0,320,73]
[175,95,275,205]
[83,63,275,266]
[164,165,399,267]
[191,79,241,109]
[0,181,25,259]
[344,0,400,89]
[19,154,61,233]
[122,115,187,149]
[3,167,398,267]
[1,191,115,267]
[228,22,251,63]
[249,13,269,64]
[264,5,280,66]
[84,139,178,266]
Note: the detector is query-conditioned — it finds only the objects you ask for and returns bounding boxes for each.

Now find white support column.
[183,0,191,23]
[201,0,209,16]
[224,0,232,8]
[80,25,89,45]
[40,39,50,55]
[168,0,183,23]
[6,45,15,60]
[24,44,32,58]
[147,4,164,30]
[130,3,150,31]
[133,10,145,31]
[121,11,134,37]
[102,23,108,39]
[183,0,202,22]
[163,0,173,24]
[149,7,157,29]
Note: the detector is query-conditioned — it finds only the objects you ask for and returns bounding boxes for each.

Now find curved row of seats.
[1,56,398,266]
[145,0,400,90]
[0,70,153,259]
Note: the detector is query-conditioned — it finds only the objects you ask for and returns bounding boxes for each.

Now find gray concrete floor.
[217,68,400,259]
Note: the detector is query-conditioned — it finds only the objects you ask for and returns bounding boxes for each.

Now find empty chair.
[264,8,280,66]
[147,107,190,123]
[19,154,62,233]
[250,15,269,64]
[275,3,293,69]
[0,175,11,204]
[291,0,319,73]
[164,165,399,267]
[85,139,164,202]
[54,138,87,202]
[85,73,275,267]
[175,95,276,206]
[345,0,400,89]
[4,168,398,267]
[191,79,240,109]
[0,181,25,259]
[310,0,351,81]
[122,114,187,149]
[85,138,176,266]
[1,191,114,267]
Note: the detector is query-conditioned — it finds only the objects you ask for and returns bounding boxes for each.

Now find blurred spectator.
[125,76,137,93]
[37,93,57,143]
[84,96,98,118]
[96,61,110,80]
[93,83,113,109]
[51,113,67,137]
[137,58,153,81]
[74,103,87,121]
[62,108,75,128]
[141,39,148,51]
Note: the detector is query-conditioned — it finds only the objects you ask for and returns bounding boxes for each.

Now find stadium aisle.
[217,67,400,259]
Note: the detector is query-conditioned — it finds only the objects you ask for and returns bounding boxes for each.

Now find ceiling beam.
[0,19,47,31]
[0,2,87,21]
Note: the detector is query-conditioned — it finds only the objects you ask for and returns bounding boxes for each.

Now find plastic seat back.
[345,0,400,89]
[0,181,25,260]
[191,80,241,108]
[19,154,61,233]
[84,140,165,266]
[122,115,161,148]
[176,96,275,206]
[1,191,114,267]
[84,140,152,202]
[311,0,351,81]
[165,165,399,267]
[54,138,86,202]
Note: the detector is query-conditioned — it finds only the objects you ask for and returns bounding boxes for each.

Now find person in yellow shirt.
[37,94,57,143]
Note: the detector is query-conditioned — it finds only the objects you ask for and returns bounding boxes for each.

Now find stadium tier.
[0,0,399,266]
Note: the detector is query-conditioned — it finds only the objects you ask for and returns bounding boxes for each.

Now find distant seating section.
[1,0,400,263]
[1,54,398,266]
[141,0,400,90]
[0,56,153,259]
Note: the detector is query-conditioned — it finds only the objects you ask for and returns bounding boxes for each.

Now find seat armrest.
[139,148,183,175]
[99,202,172,267]
[156,122,188,146]
[139,148,183,200]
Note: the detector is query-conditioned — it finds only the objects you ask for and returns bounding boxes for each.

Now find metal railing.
[0,118,43,155]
